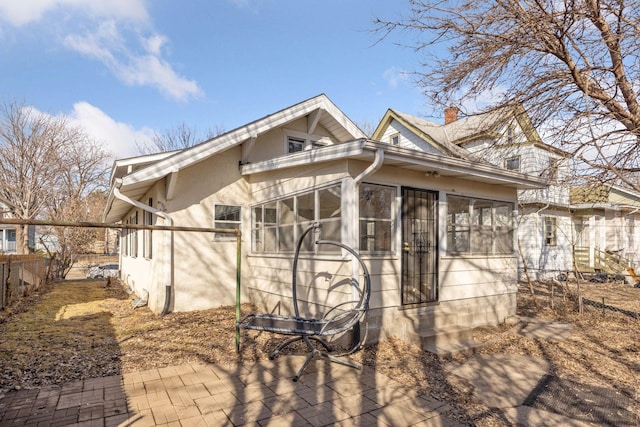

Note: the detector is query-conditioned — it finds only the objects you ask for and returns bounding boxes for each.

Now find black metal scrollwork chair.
[237,223,371,381]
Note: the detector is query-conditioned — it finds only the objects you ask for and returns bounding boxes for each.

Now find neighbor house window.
[390,133,400,146]
[252,184,341,253]
[214,205,242,239]
[447,196,514,255]
[359,184,395,253]
[547,158,559,181]
[505,156,520,171]
[544,217,557,246]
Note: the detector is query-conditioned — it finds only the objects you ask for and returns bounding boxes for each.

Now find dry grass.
[0,278,638,426]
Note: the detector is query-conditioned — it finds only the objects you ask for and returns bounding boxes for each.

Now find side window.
[214,205,242,239]
[545,217,557,246]
[143,198,153,259]
[390,133,400,146]
[547,158,559,182]
[132,213,138,258]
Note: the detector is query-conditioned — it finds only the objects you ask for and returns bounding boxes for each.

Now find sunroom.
[240,139,546,343]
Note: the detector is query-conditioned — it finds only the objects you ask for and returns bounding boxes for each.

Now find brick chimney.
[444,105,459,124]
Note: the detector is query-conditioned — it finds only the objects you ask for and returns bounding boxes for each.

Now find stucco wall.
[120,148,522,343]
[247,117,335,164]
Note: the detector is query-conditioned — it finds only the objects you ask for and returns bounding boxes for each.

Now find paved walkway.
[0,356,461,426]
[1,319,636,426]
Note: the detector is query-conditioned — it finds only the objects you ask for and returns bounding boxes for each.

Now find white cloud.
[0,0,148,27]
[67,101,154,159]
[1,0,202,102]
[383,66,408,89]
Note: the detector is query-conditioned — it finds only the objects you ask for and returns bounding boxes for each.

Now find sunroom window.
[359,184,395,253]
[252,184,341,254]
[447,195,514,255]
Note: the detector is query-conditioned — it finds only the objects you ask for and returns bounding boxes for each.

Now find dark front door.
[401,187,438,305]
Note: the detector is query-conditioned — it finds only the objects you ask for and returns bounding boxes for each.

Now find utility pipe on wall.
[113,183,174,316]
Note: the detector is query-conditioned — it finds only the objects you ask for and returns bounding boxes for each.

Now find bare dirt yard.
[0,278,638,426]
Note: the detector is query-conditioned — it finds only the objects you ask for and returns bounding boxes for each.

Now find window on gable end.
[288,137,305,153]
[390,133,400,146]
[505,156,520,171]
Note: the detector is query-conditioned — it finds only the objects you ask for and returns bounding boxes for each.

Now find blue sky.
[0,1,436,158]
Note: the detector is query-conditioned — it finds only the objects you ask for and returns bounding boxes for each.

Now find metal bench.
[238,223,371,381]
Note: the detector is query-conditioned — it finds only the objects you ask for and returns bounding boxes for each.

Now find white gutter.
[354,148,384,185]
[113,181,174,316]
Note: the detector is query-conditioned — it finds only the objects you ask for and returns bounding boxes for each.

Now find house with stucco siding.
[103,94,546,347]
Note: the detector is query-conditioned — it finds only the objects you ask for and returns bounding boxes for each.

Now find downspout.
[349,148,384,348]
[113,181,174,316]
[354,148,384,185]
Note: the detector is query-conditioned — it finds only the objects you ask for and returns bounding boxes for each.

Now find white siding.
[517,208,573,279]
[378,120,443,154]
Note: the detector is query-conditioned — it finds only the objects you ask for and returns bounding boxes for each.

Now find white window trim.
[284,129,330,153]
[250,182,343,254]
[214,204,242,241]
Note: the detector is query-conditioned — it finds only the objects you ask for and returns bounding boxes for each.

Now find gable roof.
[104,94,367,222]
[375,106,571,158]
[570,183,640,209]
[372,109,478,160]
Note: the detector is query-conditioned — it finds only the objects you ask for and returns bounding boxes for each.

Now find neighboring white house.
[373,106,575,280]
[0,197,17,254]
[570,184,640,276]
[103,94,546,346]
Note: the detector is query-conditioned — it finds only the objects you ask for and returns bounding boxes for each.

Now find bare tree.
[0,100,71,253]
[357,120,377,138]
[0,99,109,255]
[376,0,640,188]
[136,121,225,155]
[43,136,110,275]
